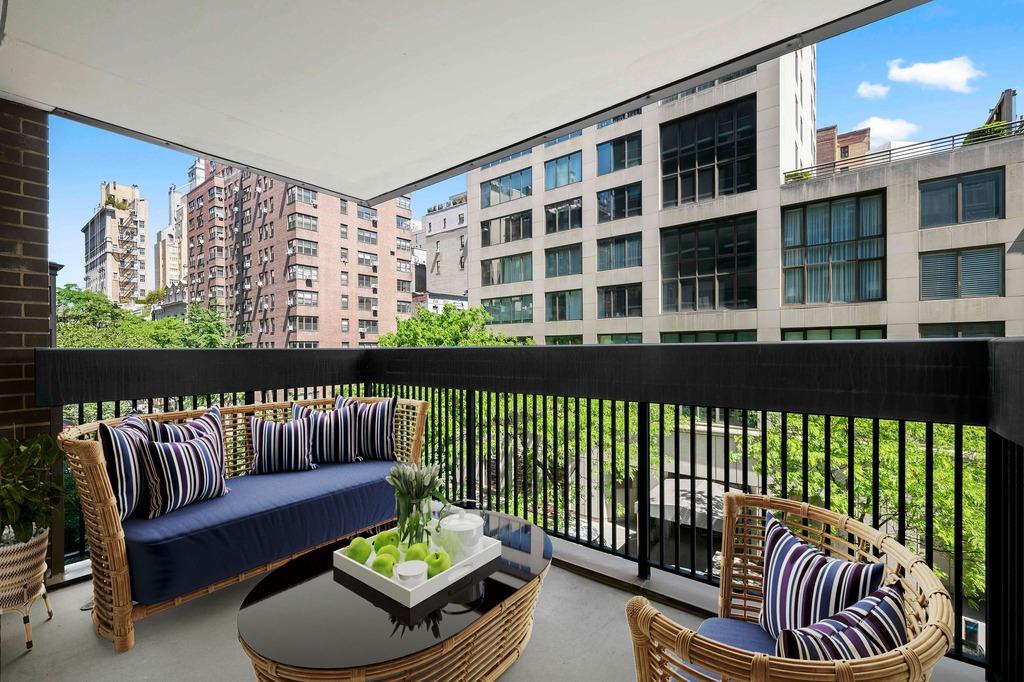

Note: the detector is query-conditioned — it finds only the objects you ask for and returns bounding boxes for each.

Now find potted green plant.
[0,431,62,650]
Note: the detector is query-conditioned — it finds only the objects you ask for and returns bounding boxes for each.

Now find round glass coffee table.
[237,510,552,681]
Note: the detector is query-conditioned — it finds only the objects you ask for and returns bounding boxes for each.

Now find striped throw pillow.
[340,396,397,460]
[141,433,228,518]
[98,411,150,520]
[292,402,359,463]
[777,583,907,660]
[148,405,225,469]
[760,512,886,638]
[248,415,316,474]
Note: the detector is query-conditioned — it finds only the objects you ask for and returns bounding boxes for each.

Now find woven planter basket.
[0,528,49,611]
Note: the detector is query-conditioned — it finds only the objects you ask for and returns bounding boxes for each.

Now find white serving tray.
[332,531,502,608]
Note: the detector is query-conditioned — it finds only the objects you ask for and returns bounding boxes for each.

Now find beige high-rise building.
[185,160,415,348]
[82,181,149,304]
[153,184,188,291]
[414,192,469,299]
[466,51,1023,343]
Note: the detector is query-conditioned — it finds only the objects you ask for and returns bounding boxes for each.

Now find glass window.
[597,132,642,175]
[480,167,532,208]
[920,168,1004,227]
[357,228,378,244]
[782,193,885,305]
[662,213,756,311]
[545,243,582,277]
[481,294,533,324]
[481,210,532,247]
[598,233,642,270]
[287,213,318,231]
[919,322,1004,338]
[597,183,642,222]
[545,198,582,233]
[597,283,642,318]
[545,151,583,190]
[661,96,756,207]
[287,238,318,256]
[661,330,756,343]
[546,335,583,345]
[597,333,642,344]
[920,246,1003,300]
[481,253,533,286]
[545,289,583,321]
[782,327,886,341]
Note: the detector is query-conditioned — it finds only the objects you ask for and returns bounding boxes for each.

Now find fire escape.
[118,202,140,302]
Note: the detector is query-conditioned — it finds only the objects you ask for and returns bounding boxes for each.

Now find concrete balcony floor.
[1,565,982,681]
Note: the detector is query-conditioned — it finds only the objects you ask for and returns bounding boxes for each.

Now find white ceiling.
[0,1,911,203]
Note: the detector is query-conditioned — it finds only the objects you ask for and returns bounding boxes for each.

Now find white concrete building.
[415,192,469,299]
[153,184,188,291]
[82,181,149,304]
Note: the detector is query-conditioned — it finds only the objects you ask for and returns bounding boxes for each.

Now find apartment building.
[414,192,469,299]
[153,184,188,290]
[82,181,149,304]
[466,52,1023,343]
[467,51,817,344]
[816,125,870,169]
[185,160,415,347]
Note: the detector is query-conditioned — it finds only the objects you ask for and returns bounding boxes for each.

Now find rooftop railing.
[35,339,1024,677]
[785,119,1024,183]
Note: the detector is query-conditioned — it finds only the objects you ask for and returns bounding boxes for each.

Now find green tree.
[963,121,1009,146]
[379,305,524,347]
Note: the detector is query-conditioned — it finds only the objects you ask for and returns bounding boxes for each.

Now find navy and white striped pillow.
[340,396,397,460]
[97,411,149,520]
[141,433,228,518]
[148,405,225,471]
[777,583,907,660]
[760,512,886,638]
[292,402,358,463]
[248,415,316,474]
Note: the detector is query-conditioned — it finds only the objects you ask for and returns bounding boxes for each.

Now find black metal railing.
[785,119,1024,182]
[34,340,1024,678]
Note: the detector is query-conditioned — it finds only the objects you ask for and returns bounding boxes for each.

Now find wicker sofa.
[58,396,428,653]
[626,492,953,681]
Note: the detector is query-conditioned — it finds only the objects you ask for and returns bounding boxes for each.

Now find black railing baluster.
[575,397,581,541]
[781,412,788,499]
[624,401,631,557]
[925,422,934,567]
[598,399,605,548]
[847,416,856,520]
[723,408,730,493]
[675,404,681,570]
[705,405,713,577]
[954,423,964,658]
[532,393,539,526]
[465,390,476,507]
[741,409,749,493]
[638,401,651,579]
[611,400,617,555]
[563,396,570,538]
[659,404,665,568]
[872,419,880,527]
[552,396,559,534]
[586,398,593,546]
[801,413,808,502]
[690,406,697,576]
[824,416,832,511]
[897,420,906,545]
[760,410,768,494]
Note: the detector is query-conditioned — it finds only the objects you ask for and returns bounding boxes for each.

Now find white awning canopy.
[0,0,916,203]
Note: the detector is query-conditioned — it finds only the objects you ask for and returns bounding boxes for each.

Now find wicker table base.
[239,566,546,682]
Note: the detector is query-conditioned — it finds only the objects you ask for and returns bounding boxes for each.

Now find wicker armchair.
[57,397,428,653]
[626,492,953,681]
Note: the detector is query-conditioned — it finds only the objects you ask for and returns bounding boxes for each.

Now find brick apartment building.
[185,159,415,347]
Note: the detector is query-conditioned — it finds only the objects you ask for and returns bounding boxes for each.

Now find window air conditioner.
[371,285,378,294]
[287,248,294,256]
[288,325,295,332]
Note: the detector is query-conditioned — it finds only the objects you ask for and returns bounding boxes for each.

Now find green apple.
[404,543,429,562]
[376,545,400,562]
[372,530,400,553]
[343,536,372,564]
[371,554,396,577]
[425,551,451,579]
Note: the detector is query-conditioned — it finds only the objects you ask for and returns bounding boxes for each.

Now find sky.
[47,0,1022,289]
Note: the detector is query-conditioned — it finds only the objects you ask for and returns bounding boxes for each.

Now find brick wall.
[0,100,50,439]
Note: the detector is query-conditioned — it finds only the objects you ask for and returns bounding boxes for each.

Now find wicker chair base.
[239,566,548,682]
[0,529,53,651]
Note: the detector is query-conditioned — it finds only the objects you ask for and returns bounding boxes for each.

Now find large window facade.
[482,294,533,324]
[545,197,582,233]
[545,289,583,321]
[481,252,533,286]
[661,213,756,312]
[597,182,642,222]
[598,233,642,270]
[481,210,532,247]
[662,330,756,343]
[598,333,642,344]
[598,132,641,175]
[480,167,532,208]
[597,283,642,318]
[920,245,1003,300]
[783,327,885,341]
[544,151,582,190]
[546,335,583,345]
[919,322,1004,338]
[783,193,885,305]
[920,168,1004,228]
[661,96,756,207]
[545,244,582,277]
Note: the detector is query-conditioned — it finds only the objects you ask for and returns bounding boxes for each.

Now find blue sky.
[48,0,1022,288]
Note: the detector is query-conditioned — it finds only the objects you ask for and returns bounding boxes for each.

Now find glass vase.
[396,495,432,547]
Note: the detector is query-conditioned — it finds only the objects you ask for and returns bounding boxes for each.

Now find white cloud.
[856,116,919,145]
[886,56,983,93]
[856,81,890,99]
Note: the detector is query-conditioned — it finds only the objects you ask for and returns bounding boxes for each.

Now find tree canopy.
[378,305,529,347]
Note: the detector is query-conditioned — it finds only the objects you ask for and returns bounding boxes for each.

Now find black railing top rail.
[784,119,1024,182]
[34,338,1024,442]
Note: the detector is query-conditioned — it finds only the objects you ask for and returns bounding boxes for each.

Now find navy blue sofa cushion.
[122,461,395,604]
[680,617,776,681]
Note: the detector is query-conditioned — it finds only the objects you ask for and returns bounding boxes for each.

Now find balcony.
[20,340,1024,679]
